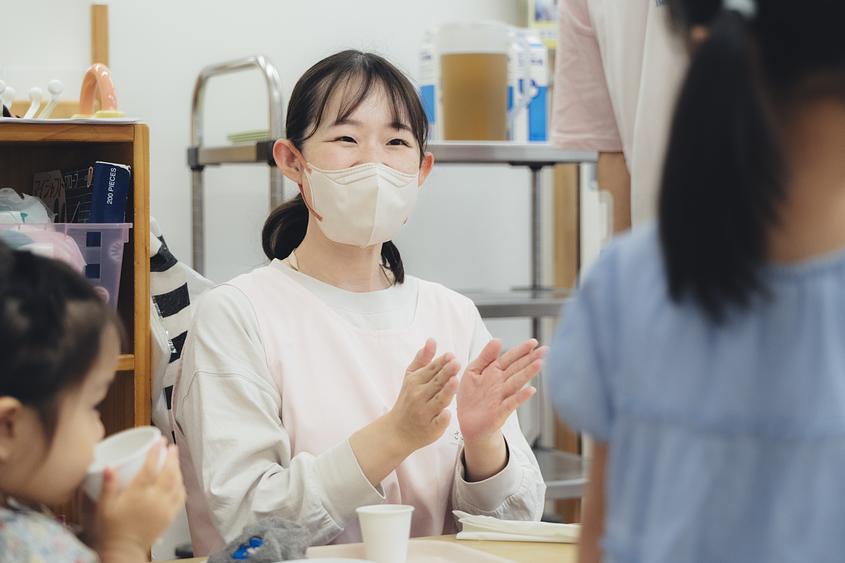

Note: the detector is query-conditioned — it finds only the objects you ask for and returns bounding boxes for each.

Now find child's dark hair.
[661,0,845,320]
[262,50,430,284]
[0,242,119,436]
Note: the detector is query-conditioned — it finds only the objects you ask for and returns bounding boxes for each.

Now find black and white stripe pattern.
[149,221,214,442]
[151,234,192,372]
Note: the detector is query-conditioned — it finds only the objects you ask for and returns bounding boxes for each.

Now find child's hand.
[94,440,185,563]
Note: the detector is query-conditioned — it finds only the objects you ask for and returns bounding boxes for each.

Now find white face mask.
[304,162,420,248]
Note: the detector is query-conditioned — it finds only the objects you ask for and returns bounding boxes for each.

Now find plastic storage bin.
[0,223,132,309]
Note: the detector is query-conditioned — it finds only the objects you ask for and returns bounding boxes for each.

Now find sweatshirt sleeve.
[173,285,385,549]
[451,306,546,521]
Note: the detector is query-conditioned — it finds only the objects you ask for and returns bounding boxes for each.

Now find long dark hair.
[262,50,430,284]
[0,242,119,437]
[661,0,845,320]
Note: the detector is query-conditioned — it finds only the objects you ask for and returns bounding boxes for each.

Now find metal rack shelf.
[460,288,570,319]
[187,56,284,274]
[431,142,594,323]
[188,140,594,169]
[428,141,594,167]
[433,142,595,502]
[534,447,588,499]
[188,140,274,168]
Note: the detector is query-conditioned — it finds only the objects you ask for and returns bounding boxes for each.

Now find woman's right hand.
[95,440,186,563]
[350,339,460,488]
[386,339,461,452]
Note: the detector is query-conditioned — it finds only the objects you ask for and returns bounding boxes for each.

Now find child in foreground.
[0,242,185,562]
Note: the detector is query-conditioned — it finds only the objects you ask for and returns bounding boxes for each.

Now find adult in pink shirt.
[553,0,687,231]
[173,50,547,555]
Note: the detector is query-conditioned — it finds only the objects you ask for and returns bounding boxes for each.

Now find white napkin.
[453,510,580,544]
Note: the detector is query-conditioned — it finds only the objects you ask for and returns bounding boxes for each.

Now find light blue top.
[549,225,845,563]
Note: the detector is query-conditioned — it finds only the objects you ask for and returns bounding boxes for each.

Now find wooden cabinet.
[0,122,151,520]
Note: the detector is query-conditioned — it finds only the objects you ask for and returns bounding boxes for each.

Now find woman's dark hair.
[661,0,845,320]
[0,242,118,437]
[262,50,430,284]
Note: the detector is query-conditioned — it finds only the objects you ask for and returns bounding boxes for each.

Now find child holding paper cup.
[0,242,185,562]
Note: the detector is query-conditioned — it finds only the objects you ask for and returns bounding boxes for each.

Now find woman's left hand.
[457,338,547,444]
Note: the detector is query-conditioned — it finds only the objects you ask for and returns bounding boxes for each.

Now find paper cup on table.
[83,426,164,500]
[356,504,414,563]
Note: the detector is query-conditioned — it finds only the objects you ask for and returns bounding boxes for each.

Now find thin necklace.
[289,249,392,287]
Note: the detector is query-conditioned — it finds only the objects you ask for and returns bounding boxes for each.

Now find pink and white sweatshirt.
[173,260,545,555]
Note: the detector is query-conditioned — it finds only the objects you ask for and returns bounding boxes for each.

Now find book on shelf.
[31,170,65,221]
[89,162,131,223]
[62,166,94,223]
[32,161,131,224]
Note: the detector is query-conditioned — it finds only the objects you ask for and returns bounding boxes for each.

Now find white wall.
[0,0,91,104]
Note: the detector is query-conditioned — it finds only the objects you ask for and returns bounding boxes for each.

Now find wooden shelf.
[0,122,135,143]
[8,123,151,528]
[117,354,135,371]
[2,122,151,435]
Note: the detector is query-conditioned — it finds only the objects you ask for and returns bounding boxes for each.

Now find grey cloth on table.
[207,518,310,563]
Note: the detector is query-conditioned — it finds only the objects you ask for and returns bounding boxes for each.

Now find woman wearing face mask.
[173,50,546,556]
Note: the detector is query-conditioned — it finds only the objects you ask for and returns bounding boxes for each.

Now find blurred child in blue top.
[549,1,845,562]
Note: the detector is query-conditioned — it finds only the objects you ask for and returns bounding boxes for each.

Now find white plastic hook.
[37,80,63,119]
[2,85,15,115]
[3,86,17,112]
[23,86,42,119]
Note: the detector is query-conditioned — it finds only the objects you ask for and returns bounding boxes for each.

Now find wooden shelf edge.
[117,354,135,371]
[0,122,136,143]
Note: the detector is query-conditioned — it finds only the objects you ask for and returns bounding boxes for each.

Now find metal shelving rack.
[429,141,593,325]
[429,141,596,502]
[187,55,285,275]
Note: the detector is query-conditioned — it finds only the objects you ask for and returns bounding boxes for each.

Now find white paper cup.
[356,504,414,563]
[83,426,164,500]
